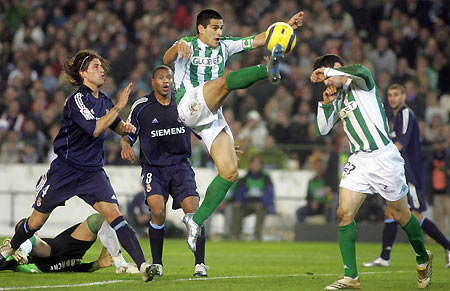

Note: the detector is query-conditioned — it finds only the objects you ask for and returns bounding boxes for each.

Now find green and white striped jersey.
[172,35,255,104]
[316,64,391,153]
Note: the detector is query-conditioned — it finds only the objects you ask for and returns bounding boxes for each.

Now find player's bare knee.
[151,209,165,224]
[336,208,344,224]
[223,168,239,182]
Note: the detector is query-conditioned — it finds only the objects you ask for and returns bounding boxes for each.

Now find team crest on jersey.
[146,183,152,192]
[339,101,357,119]
[191,55,223,66]
[36,197,42,207]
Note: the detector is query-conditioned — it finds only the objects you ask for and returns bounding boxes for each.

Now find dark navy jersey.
[53,85,121,171]
[127,92,191,166]
[389,105,424,189]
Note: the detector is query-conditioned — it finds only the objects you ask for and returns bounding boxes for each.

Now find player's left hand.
[310,67,326,83]
[235,145,244,161]
[122,122,136,134]
[288,11,304,30]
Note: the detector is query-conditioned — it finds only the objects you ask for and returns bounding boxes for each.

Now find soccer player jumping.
[163,9,304,252]
[311,54,432,289]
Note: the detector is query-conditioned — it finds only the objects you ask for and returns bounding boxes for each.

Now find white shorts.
[339,142,409,201]
[177,84,233,152]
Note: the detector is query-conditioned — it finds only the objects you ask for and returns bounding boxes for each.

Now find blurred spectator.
[126,192,151,238]
[238,110,268,150]
[296,154,334,223]
[425,138,450,237]
[0,131,21,164]
[369,35,397,79]
[264,85,294,128]
[0,100,24,132]
[231,156,275,240]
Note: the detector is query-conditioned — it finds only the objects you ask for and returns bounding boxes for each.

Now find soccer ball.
[265,22,297,54]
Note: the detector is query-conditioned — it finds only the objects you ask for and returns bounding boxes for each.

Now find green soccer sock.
[193,174,233,226]
[401,215,429,264]
[225,65,267,90]
[338,220,358,278]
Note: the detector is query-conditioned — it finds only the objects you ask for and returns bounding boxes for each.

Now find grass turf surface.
[0,238,449,290]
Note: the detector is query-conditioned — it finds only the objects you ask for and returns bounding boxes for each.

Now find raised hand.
[287,11,304,30]
[116,82,133,110]
[177,40,192,60]
[323,86,338,105]
[310,67,326,83]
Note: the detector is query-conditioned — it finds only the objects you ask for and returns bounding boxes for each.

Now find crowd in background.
[0,0,449,178]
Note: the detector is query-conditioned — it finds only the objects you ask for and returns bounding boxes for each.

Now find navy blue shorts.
[33,157,118,213]
[407,182,427,213]
[141,160,198,210]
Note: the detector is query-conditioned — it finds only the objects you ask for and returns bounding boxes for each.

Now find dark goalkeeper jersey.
[127,92,191,166]
[53,85,121,171]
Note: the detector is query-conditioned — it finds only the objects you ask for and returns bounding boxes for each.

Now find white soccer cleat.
[417,250,433,289]
[324,276,360,290]
[140,262,157,282]
[362,257,391,267]
[116,262,139,274]
[267,43,284,84]
[150,264,163,277]
[182,213,201,253]
[444,249,450,269]
[0,239,16,264]
[193,263,209,277]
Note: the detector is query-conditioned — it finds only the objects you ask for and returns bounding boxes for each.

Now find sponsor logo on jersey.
[151,127,186,137]
[339,101,357,119]
[191,55,223,66]
[152,118,159,124]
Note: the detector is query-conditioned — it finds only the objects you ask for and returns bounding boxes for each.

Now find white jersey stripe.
[402,107,409,135]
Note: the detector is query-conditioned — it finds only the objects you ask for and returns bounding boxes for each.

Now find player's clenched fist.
[177,40,192,59]
[322,86,337,105]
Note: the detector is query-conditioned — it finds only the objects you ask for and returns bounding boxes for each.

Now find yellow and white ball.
[265,22,297,53]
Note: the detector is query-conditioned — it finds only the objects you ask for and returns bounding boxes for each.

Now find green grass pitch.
[0,238,449,290]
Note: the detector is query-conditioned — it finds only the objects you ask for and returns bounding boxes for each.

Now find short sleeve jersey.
[126,92,191,166]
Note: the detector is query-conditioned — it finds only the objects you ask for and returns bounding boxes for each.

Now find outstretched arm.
[252,11,304,48]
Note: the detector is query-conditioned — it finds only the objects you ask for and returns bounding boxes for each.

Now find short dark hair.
[313,54,345,70]
[62,50,109,87]
[387,83,405,94]
[152,65,172,78]
[196,9,222,34]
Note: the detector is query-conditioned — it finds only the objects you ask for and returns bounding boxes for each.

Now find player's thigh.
[30,236,51,257]
[203,75,230,112]
[337,187,367,224]
[210,130,238,181]
[70,220,97,242]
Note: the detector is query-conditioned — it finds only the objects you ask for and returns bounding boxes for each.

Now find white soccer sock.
[98,221,127,268]
[19,239,33,255]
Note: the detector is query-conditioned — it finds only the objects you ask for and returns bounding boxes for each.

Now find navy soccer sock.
[380,219,398,260]
[421,217,450,250]
[11,219,36,250]
[148,222,164,265]
[110,216,145,268]
[194,226,206,265]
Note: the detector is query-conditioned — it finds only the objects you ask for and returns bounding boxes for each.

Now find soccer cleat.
[182,213,201,252]
[417,250,433,289]
[0,239,16,264]
[324,276,360,290]
[140,262,157,282]
[193,263,209,277]
[267,43,284,84]
[116,262,139,274]
[362,257,391,267]
[150,264,163,277]
[444,249,450,269]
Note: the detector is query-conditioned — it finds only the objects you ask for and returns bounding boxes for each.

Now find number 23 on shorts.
[343,162,356,177]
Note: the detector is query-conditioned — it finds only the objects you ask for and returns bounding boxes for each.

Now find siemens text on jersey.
[151,126,186,137]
